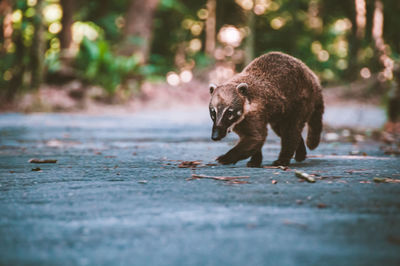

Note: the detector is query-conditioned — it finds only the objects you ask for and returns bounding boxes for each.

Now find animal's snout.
[211,126,226,141]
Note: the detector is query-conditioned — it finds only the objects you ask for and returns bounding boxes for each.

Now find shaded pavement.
[0,108,399,266]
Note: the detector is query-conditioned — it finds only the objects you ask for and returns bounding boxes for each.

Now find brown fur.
[209,52,324,166]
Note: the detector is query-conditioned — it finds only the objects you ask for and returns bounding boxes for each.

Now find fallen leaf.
[178,161,202,168]
[29,158,57,164]
[295,170,316,183]
[283,219,308,229]
[188,174,249,184]
[345,169,368,174]
[263,165,289,171]
[227,180,250,184]
[387,235,400,245]
[373,177,400,183]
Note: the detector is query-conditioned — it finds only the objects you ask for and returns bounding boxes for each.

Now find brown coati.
[209,51,324,167]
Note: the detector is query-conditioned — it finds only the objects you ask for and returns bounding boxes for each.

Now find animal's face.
[208,83,248,141]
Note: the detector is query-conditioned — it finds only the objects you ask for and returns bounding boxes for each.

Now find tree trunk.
[59,0,75,51]
[344,0,360,80]
[244,9,255,65]
[205,0,216,56]
[372,0,393,81]
[7,31,25,100]
[0,0,12,55]
[30,0,45,90]
[121,0,159,63]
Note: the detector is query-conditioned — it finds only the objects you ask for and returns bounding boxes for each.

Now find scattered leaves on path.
[264,166,289,171]
[373,177,400,183]
[187,174,250,184]
[345,169,368,174]
[178,161,202,168]
[282,219,308,229]
[29,158,57,163]
[295,170,316,183]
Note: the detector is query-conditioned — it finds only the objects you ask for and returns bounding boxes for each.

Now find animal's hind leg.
[273,121,303,166]
[294,136,307,162]
[270,122,281,137]
[247,149,263,167]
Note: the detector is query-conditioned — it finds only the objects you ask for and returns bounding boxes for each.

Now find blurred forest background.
[0,0,399,118]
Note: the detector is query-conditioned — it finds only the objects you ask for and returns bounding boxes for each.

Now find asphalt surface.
[0,110,399,266]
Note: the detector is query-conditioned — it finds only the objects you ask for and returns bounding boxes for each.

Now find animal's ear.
[209,84,217,94]
[236,83,248,97]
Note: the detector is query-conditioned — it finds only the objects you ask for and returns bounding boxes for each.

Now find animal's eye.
[210,108,216,120]
[226,108,236,120]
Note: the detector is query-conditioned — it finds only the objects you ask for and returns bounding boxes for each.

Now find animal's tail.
[306,97,324,150]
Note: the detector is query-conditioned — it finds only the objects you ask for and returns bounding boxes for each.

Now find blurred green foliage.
[76,37,140,94]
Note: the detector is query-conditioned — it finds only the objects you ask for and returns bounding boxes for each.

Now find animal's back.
[242,52,321,99]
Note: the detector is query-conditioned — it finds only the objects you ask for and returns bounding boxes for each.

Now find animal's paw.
[295,151,306,162]
[246,160,261,168]
[272,159,290,166]
[216,153,237,165]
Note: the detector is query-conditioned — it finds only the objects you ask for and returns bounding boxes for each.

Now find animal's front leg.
[246,149,263,167]
[217,137,264,165]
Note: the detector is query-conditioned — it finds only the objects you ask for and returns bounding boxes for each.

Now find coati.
[209,51,324,167]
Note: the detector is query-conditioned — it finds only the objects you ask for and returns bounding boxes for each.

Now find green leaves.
[76,37,140,94]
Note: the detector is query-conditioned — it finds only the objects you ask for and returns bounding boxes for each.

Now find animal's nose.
[211,127,223,141]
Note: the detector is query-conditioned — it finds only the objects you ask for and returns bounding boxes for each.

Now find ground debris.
[264,165,289,171]
[373,177,400,183]
[187,174,250,184]
[345,169,368,174]
[178,161,202,168]
[29,158,57,164]
[282,219,307,229]
[382,147,400,155]
[294,170,316,183]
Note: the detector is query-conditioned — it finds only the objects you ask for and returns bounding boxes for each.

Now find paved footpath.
[0,110,399,266]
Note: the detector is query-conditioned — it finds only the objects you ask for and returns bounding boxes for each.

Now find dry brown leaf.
[29,158,57,164]
[188,174,250,184]
[373,177,400,183]
[178,161,202,168]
